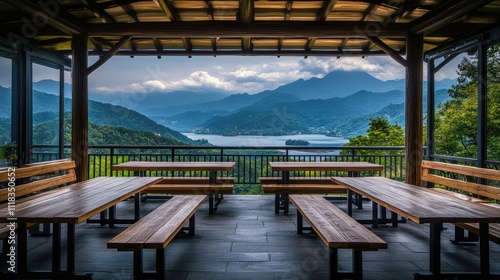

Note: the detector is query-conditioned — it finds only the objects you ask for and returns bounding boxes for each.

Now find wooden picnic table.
[331,176,500,279]
[267,161,383,214]
[0,176,162,279]
[268,161,383,183]
[112,161,235,184]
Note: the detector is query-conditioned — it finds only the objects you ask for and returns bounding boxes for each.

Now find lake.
[183,133,348,155]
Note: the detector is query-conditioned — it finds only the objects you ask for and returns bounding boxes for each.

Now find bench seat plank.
[262,184,346,194]
[143,184,233,194]
[260,176,335,184]
[108,194,207,250]
[290,194,387,250]
[156,176,234,184]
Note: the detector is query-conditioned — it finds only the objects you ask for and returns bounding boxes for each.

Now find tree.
[434,45,500,160]
[343,117,405,149]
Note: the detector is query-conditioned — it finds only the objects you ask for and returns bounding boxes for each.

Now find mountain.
[196,88,452,137]
[33,79,72,97]
[0,85,195,144]
[88,90,228,115]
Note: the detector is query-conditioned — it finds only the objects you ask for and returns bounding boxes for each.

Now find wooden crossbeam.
[411,0,494,35]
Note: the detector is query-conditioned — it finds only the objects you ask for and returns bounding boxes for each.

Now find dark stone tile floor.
[2,195,499,279]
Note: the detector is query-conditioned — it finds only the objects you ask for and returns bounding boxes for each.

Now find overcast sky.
[1,54,460,95]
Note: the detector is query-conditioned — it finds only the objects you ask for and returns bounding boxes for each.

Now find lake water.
[183,133,348,155]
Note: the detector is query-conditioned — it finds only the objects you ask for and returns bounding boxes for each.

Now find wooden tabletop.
[112,161,235,172]
[331,176,500,224]
[268,161,383,172]
[0,176,162,224]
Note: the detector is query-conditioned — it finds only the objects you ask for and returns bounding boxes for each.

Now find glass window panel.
[487,43,500,161]
[432,50,478,159]
[0,56,13,167]
[32,63,60,162]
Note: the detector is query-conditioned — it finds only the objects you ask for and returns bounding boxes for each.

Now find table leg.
[282,171,290,184]
[371,202,378,229]
[67,223,76,275]
[429,222,442,275]
[18,222,28,275]
[134,193,141,221]
[479,223,490,276]
[52,223,61,272]
[347,189,353,216]
[209,171,217,184]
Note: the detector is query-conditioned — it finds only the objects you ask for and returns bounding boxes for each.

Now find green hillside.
[33,114,190,146]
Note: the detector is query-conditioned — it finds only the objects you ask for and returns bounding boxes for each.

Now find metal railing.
[32,144,406,183]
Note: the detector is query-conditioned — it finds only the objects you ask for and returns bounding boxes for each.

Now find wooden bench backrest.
[0,159,77,203]
[421,160,500,201]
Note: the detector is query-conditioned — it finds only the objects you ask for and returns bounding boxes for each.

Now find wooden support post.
[405,31,423,186]
[71,34,89,182]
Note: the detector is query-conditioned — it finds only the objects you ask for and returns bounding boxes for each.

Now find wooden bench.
[161,176,234,184]
[260,176,335,184]
[421,160,500,244]
[262,184,347,214]
[108,194,207,279]
[0,159,77,257]
[145,176,234,214]
[290,194,387,280]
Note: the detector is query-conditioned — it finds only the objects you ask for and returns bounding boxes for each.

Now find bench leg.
[209,194,214,214]
[372,202,379,229]
[330,248,363,280]
[297,210,303,234]
[330,248,339,280]
[189,214,196,236]
[284,194,290,215]
[156,249,165,280]
[451,226,479,244]
[274,194,280,214]
[133,250,143,279]
[352,249,363,280]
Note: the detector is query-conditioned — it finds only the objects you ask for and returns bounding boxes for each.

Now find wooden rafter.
[86,21,409,37]
[411,0,495,35]
[305,38,317,51]
[238,0,254,24]
[318,0,338,21]
[80,0,114,23]
[121,4,140,22]
[285,1,293,20]
[203,0,215,21]
[153,0,180,22]
[2,0,85,34]
[153,37,163,58]
[88,36,132,74]
[82,49,392,57]
[366,36,406,66]
[385,0,424,22]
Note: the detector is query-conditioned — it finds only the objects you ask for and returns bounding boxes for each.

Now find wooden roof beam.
[121,4,140,22]
[305,37,317,51]
[241,37,252,51]
[203,0,215,21]
[238,0,254,24]
[411,0,494,35]
[88,35,132,74]
[285,1,293,20]
[153,0,180,22]
[366,36,406,66]
[386,0,424,22]
[82,49,395,57]
[153,37,163,58]
[2,0,85,34]
[80,0,114,23]
[318,0,338,21]
[86,21,409,37]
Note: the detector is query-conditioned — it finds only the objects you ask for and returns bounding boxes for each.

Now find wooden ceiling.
[1,0,499,58]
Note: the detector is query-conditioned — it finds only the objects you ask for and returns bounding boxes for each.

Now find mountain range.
[2,70,456,142]
[144,71,455,137]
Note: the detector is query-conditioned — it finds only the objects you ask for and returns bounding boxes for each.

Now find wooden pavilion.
[1,0,499,184]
